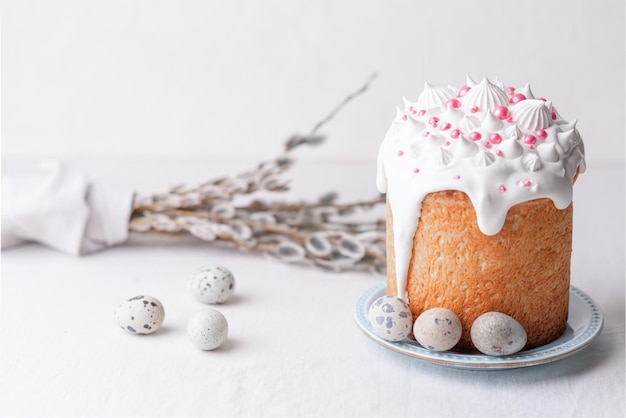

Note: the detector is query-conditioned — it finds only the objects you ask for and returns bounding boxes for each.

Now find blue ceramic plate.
[354,282,603,370]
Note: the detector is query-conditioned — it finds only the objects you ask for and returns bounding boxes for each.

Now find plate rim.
[354,282,604,370]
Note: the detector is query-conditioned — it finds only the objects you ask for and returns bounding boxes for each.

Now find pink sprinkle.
[398,150,404,156]
[536,129,547,139]
[470,106,480,113]
[453,175,461,180]
[444,141,451,146]
[408,106,414,112]
[483,141,492,148]
[492,106,510,120]
[413,168,420,174]
[446,98,462,109]
[423,131,431,137]
[402,114,408,121]
[450,129,461,139]
[417,109,427,116]
[528,144,535,150]
[410,109,417,115]
[495,150,504,157]
[457,85,471,97]
[506,86,516,96]
[524,134,536,144]
[428,116,440,127]
[469,131,482,141]
[510,93,526,104]
[551,111,557,120]
[523,180,532,187]
[499,185,507,192]
[506,116,513,123]
[489,133,502,144]
[440,122,451,131]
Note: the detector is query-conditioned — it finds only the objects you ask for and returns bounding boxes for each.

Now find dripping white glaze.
[376,77,586,301]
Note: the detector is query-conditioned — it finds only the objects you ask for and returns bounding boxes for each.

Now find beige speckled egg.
[187,266,235,304]
[470,312,527,356]
[413,308,462,351]
[367,296,413,342]
[115,295,165,335]
[187,309,229,350]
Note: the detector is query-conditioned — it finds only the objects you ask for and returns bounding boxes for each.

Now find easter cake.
[375,76,585,352]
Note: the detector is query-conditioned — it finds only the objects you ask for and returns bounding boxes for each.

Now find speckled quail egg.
[187,265,235,304]
[413,307,462,351]
[470,312,527,356]
[115,295,165,335]
[187,309,229,350]
[367,295,413,342]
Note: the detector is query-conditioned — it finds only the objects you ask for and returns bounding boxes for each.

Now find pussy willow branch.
[307,73,378,138]
[130,74,386,274]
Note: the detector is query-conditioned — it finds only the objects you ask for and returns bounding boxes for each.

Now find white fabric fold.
[2,161,134,255]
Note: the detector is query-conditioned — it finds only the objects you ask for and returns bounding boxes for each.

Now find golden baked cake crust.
[386,191,572,351]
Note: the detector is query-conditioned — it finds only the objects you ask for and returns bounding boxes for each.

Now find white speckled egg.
[115,295,165,335]
[471,312,527,356]
[367,296,413,342]
[187,309,229,350]
[413,308,462,352]
[187,265,235,304]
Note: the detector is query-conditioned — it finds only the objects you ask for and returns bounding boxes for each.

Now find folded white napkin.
[2,161,134,255]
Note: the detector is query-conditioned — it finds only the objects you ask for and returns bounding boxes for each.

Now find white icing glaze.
[376,77,586,301]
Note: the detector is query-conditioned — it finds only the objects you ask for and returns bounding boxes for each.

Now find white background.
[3,0,625,165]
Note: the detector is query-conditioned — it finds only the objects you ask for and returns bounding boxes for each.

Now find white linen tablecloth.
[1,159,624,417]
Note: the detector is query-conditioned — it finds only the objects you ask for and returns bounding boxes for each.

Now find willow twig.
[130,74,386,274]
